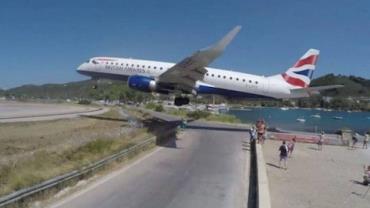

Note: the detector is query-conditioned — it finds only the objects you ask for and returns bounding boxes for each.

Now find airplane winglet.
[196,25,241,64]
[213,25,242,52]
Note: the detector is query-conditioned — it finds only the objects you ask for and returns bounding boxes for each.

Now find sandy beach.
[263,140,370,208]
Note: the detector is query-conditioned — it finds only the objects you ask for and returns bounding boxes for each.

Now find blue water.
[228,108,370,134]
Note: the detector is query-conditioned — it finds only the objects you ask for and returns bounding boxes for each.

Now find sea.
[228,107,370,134]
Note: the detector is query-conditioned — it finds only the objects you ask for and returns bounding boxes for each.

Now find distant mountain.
[311,74,370,97]
[5,80,96,99]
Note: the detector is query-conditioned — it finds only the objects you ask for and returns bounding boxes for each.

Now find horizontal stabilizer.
[290,85,344,95]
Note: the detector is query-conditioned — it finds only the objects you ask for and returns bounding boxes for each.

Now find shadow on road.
[81,115,128,122]
[307,146,318,151]
[266,162,281,169]
[350,179,366,186]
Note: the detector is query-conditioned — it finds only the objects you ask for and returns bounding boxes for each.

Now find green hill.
[4,80,151,102]
[311,74,370,97]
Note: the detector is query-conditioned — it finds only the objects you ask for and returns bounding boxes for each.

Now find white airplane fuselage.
[77,57,307,99]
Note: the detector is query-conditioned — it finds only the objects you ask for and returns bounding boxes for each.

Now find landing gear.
[174,97,189,106]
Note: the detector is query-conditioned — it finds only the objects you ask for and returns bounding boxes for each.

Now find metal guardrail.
[0,136,158,207]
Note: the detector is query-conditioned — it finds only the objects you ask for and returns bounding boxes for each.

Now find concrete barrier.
[256,144,271,208]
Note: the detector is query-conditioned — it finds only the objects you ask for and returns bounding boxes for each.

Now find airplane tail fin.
[281,49,319,88]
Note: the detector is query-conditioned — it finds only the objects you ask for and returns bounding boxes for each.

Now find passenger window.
[148,66,151,69]
[255,81,258,84]
[131,64,134,67]
[137,65,139,67]
[236,78,239,81]
[206,73,209,76]
[230,77,232,80]
[218,75,221,78]
[211,74,214,77]
[160,67,163,70]
[142,65,145,68]
[223,76,226,79]
[249,80,252,83]
[154,66,157,69]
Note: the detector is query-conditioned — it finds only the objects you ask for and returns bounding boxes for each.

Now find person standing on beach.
[317,131,324,151]
[363,165,370,185]
[279,141,289,170]
[351,133,359,150]
[288,137,296,157]
[363,132,369,149]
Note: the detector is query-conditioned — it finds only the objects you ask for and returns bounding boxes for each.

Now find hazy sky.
[1,0,369,89]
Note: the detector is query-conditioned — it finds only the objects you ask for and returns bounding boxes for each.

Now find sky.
[0,0,369,89]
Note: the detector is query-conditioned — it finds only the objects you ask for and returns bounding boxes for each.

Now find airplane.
[77,26,342,106]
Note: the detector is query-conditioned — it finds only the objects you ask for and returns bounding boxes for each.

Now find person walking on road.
[363,132,369,149]
[288,137,296,157]
[279,141,289,170]
[317,131,324,151]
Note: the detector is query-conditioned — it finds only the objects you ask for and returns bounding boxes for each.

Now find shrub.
[78,99,91,105]
[187,110,211,120]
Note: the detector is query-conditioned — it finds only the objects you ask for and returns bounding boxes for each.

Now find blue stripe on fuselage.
[197,85,273,99]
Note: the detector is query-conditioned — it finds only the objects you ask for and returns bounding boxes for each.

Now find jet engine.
[128,75,157,92]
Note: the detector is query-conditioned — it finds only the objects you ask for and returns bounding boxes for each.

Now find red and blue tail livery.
[282,49,319,88]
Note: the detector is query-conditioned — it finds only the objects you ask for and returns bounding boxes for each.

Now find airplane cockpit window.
[92,60,98,64]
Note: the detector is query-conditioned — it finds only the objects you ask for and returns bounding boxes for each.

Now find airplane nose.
[77,63,87,71]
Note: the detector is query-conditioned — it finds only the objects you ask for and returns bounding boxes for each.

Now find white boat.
[280,107,289,111]
[332,116,343,120]
[311,114,321,118]
[296,118,306,122]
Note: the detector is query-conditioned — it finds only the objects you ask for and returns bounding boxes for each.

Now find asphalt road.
[50,125,250,208]
[0,101,107,122]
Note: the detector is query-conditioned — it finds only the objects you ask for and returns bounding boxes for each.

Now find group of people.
[249,119,267,144]
[278,138,296,170]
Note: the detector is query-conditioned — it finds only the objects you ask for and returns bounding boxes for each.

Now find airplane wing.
[290,85,344,95]
[158,26,241,93]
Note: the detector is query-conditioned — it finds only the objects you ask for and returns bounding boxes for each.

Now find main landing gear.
[174,97,189,106]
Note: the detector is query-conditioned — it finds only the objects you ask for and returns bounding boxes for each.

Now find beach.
[263,140,370,208]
